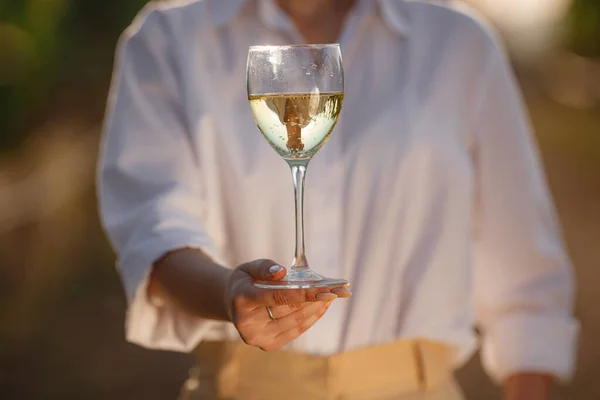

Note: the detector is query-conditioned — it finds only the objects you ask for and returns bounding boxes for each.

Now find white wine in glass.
[247,44,348,289]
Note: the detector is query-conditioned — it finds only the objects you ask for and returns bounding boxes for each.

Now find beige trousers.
[180,340,465,400]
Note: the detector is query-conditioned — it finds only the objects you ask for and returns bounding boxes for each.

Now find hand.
[504,373,553,400]
[224,259,351,351]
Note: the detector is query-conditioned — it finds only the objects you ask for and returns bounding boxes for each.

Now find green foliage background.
[567,0,600,58]
[0,0,148,151]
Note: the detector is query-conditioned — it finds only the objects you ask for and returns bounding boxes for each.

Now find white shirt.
[98,0,578,383]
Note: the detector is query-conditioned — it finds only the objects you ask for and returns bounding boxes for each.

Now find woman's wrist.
[150,248,233,321]
[504,373,553,400]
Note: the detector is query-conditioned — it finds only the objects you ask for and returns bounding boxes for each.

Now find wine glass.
[247,44,348,289]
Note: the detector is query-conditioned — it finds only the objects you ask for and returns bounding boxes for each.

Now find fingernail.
[343,283,350,288]
[268,265,283,276]
[316,292,337,302]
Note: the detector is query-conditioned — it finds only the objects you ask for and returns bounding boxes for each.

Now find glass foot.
[253,268,348,289]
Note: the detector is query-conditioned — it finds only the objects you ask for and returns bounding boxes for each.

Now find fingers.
[263,296,336,320]
[237,259,287,281]
[331,287,352,298]
[270,301,327,332]
[235,280,351,308]
[246,291,342,324]
[235,301,329,350]
[270,302,331,349]
[245,286,343,307]
[266,302,311,319]
[233,259,352,307]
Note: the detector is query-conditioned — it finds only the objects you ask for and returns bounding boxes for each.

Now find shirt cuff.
[480,312,579,384]
[118,233,227,352]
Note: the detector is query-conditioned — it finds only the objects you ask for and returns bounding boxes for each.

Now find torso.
[163,0,490,360]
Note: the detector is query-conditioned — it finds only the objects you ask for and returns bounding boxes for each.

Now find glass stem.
[288,160,309,271]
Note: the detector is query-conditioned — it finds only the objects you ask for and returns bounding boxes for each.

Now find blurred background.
[0,0,598,399]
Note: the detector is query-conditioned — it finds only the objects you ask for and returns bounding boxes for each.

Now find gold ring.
[266,306,276,321]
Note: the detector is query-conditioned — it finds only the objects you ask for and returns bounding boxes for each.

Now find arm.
[470,37,579,396]
[504,374,553,400]
[149,248,232,321]
[98,7,224,351]
[149,248,348,351]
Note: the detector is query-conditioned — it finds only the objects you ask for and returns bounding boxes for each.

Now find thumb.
[239,259,287,281]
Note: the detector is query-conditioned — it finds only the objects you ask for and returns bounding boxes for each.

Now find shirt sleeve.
[471,40,579,383]
[97,7,222,352]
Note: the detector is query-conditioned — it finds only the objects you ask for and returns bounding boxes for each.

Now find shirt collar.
[207,0,410,38]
